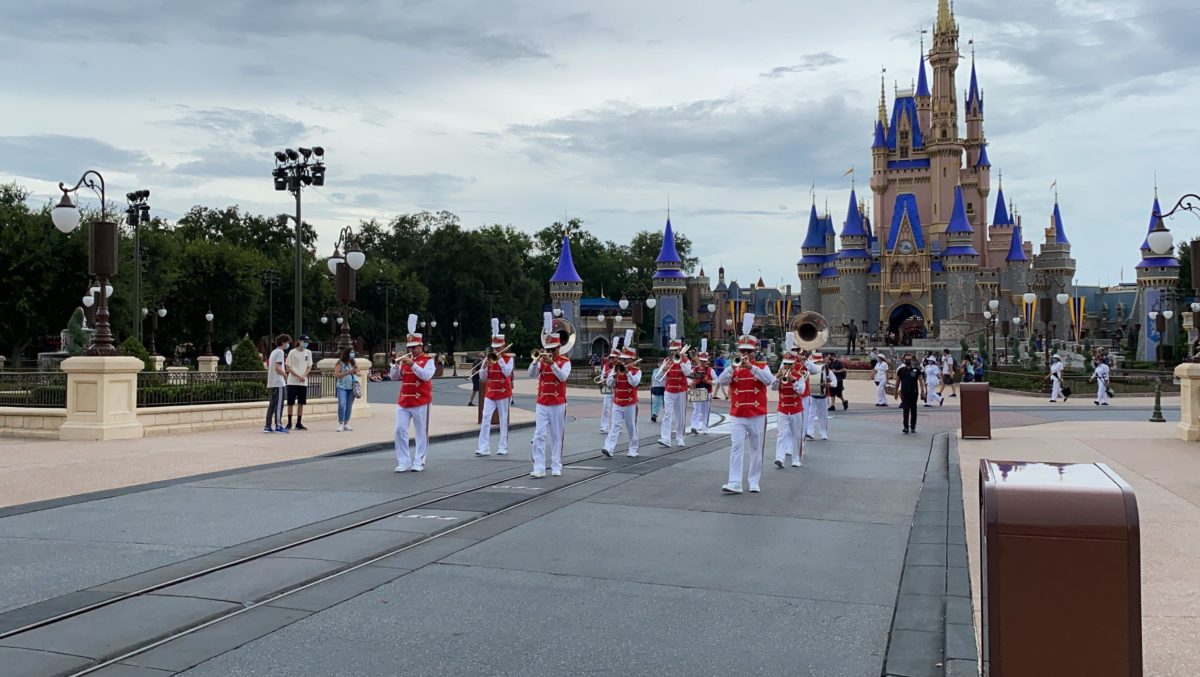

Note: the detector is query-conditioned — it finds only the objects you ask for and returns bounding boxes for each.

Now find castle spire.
[992,178,1010,226]
[946,185,975,235]
[878,68,888,129]
[801,203,825,250]
[967,47,982,111]
[1051,200,1070,245]
[549,235,582,283]
[1006,223,1028,263]
[916,54,930,98]
[655,217,682,265]
[937,0,954,33]
[842,187,868,238]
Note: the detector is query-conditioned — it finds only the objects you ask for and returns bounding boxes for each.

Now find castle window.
[900,147,909,159]
[943,168,947,177]
[967,202,974,214]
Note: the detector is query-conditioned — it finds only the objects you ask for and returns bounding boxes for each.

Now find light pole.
[620,283,656,346]
[707,302,717,342]
[325,225,366,352]
[725,317,734,347]
[987,299,999,366]
[203,308,214,357]
[52,171,122,356]
[452,319,460,375]
[147,303,167,356]
[1147,292,1175,369]
[261,270,281,340]
[375,281,392,355]
[1024,273,1070,372]
[271,146,326,339]
[124,190,151,343]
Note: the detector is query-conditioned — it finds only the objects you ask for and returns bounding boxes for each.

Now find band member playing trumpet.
[774,338,811,469]
[653,324,692,448]
[476,319,514,457]
[390,315,436,472]
[599,349,618,435]
[528,313,571,478]
[689,339,713,435]
[715,314,775,494]
[603,342,642,458]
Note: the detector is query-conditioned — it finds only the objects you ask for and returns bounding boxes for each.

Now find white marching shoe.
[475,450,490,457]
[394,465,410,473]
[721,482,743,494]
[791,460,803,468]
[530,470,546,478]
[749,483,761,493]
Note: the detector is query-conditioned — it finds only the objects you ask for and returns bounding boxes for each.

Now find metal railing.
[0,372,67,408]
[137,370,335,408]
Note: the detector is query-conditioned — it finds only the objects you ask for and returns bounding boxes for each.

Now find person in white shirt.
[264,334,291,433]
[1090,356,1111,405]
[1047,355,1067,402]
[923,358,943,407]
[285,335,314,430]
[806,352,834,440]
[874,355,890,406]
[938,349,957,398]
[801,350,819,440]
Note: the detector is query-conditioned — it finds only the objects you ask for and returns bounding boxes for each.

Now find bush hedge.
[138,380,267,407]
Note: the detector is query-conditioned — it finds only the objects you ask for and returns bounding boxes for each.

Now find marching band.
[603,330,642,458]
[653,323,693,449]
[715,313,774,494]
[475,318,514,456]
[688,340,713,435]
[773,333,809,469]
[391,314,436,473]
[527,312,572,478]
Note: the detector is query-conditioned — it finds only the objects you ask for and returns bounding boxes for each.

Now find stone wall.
[0,407,67,439]
[140,398,339,436]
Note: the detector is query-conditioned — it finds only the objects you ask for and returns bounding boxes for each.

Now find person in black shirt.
[826,351,849,411]
[893,353,922,434]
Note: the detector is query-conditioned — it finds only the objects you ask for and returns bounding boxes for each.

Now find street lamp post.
[271,146,326,340]
[375,281,392,356]
[124,190,151,343]
[1147,292,1176,369]
[203,308,214,357]
[52,170,123,356]
[620,283,656,346]
[986,299,999,367]
[261,270,281,341]
[707,303,717,342]
[1024,273,1070,372]
[148,303,167,356]
[325,225,366,352]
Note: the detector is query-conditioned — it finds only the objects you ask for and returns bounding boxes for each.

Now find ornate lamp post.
[1147,293,1175,369]
[124,190,151,343]
[620,283,657,345]
[202,308,215,357]
[52,171,124,355]
[1024,272,1070,372]
[271,146,326,339]
[325,226,366,352]
[707,302,717,342]
[147,303,167,356]
[986,298,1000,366]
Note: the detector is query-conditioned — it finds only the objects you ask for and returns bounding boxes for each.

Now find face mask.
[905,359,912,366]
[349,352,356,359]
[300,341,308,349]
[283,343,291,350]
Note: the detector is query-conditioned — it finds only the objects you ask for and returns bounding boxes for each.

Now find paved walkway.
[958,420,1200,677]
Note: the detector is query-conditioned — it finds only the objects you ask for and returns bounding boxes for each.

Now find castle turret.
[1003,215,1030,321]
[796,203,826,314]
[687,266,710,327]
[835,188,871,336]
[652,217,688,350]
[986,175,1013,269]
[1135,195,1181,361]
[942,186,980,326]
[915,53,932,133]
[549,234,583,358]
[1032,198,1076,340]
[927,0,964,240]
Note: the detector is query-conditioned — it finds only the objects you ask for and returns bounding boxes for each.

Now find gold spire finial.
[879,67,888,127]
[937,0,954,33]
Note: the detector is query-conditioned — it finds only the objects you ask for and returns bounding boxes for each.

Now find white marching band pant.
[604,404,640,456]
[806,397,829,439]
[395,404,429,470]
[600,389,613,432]
[690,397,711,433]
[476,397,510,455]
[801,395,814,438]
[659,391,688,445]
[775,411,805,464]
[728,415,766,487]
[531,403,566,474]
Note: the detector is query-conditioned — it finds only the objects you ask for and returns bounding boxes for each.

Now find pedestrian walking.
[1090,355,1111,405]
[1047,354,1066,402]
[923,357,944,407]
[334,347,361,432]
[938,349,957,398]
[263,334,290,433]
[873,353,890,406]
[713,351,729,399]
[391,315,436,472]
[716,315,774,494]
[827,350,849,411]
[467,351,483,406]
[285,335,313,430]
[894,354,922,434]
[603,341,642,459]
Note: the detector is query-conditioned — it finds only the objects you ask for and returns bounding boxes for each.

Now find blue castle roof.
[1052,202,1070,245]
[886,194,926,251]
[1005,224,1028,262]
[885,96,924,150]
[821,213,836,238]
[992,186,1010,226]
[931,260,945,274]
[872,120,886,148]
[1140,197,1162,251]
[916,55,930,98]
[946,185,975,236]
[656,217,682,264]
[1138,196,1180,268]
[842,188,868,238]
[967,60,983,112]
[801,203,825,249]
[837,249,871,260]
[868,260,881,275]
[819,266,839,278]
[549,235,583,283]
[976,143,991,168]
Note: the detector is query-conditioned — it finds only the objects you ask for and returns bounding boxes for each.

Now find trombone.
[464,344,512,379]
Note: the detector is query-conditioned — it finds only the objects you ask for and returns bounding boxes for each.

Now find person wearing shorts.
[285,335,313,429]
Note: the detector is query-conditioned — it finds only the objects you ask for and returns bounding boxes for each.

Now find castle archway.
[887,304,926,346]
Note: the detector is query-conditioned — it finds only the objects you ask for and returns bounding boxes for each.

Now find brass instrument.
[670,344,692,364]
[615,359,640,373]
[392,352,413,364]
[463,344,513,380]
[789,311,830,351]
[732,353,754,369]
[537,318,577,358]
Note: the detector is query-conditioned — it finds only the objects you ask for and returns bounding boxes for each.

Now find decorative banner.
[1070,297,1085,342]
[774,299,783,327]
[785,298,794,324]
[1022,296,1037,330]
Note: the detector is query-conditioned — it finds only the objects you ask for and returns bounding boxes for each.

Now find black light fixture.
[125,189,152,343]
[52,170,121,355]
[270,143,328,339]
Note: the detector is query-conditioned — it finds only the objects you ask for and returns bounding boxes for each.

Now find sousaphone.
[540,317,577,356]
[789,311,829,351]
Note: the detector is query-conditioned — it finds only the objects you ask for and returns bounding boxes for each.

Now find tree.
[118,336,153,372]
[232,335,264,371]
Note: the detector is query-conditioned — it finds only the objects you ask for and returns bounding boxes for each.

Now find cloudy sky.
[2,0,1197,289]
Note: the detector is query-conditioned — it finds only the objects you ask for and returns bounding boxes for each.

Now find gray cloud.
[509,95,864,189]
[329,173,478,209]
[0,135,158,183]
[760,52,845,78]
[171,149,269,179]
[167,107,315,149]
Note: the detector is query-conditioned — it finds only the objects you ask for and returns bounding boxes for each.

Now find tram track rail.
[1,429,729,676]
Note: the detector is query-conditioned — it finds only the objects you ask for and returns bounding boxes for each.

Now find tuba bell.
[539,317,577,357]
[790,311,829,351]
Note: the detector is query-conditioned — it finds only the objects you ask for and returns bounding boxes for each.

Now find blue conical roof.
[842,188,868,237]
[976,143,991,168]
[872,120,886,148]
[916,55,930,98]
[801,203,825,249]
[992,187,1009,226]
[1006,224,1027,262]
[1140,197,1162,251]
[946,185,974,234]
[549,235,582,283]
[1052,202,1069,245]
[967,59,982,111]
[655,218,682,264]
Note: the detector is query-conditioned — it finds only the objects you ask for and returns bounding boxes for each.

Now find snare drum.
[599,384,613,395]
[687,388,711,402]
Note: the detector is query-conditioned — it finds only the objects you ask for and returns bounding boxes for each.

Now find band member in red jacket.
[773,339,810,469]
[714,314,775,494]
[653,323,692,448]
[476,319,514,457]
[389,315,436,472]
[603,343,642,458]
[527,313,571,478]
[599,348,618,434]
[689,339,714,434]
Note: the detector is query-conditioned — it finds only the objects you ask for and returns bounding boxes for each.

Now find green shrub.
[231,335,264,371]
[119,337,154,372]
[66,308,87,356]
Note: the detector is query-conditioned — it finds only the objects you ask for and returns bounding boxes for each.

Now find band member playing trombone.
[653,323,692,448]
[689,339,713,435]
[476,319,514,457]
[599,349,618,434]
[528,312,571,478]
[715,314,775,494]
[603,332,641,458]
[390,314,436,473]
[774,335,810,468]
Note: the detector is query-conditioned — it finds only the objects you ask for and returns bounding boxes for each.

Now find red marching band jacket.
[729,362,769,418]
[612,369,641,406]
[691,365,712,389]
[396,354,434,408]
[777,366,808,415]
[536,355,571,406]
[484,357,513,401]
[663,360,690,394]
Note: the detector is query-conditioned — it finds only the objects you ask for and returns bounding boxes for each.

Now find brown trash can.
[960,382,991,439]
[979,461,1142,677]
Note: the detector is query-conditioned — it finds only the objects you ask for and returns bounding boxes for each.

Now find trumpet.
[391,352,413,364]
[670,344,692,364]
[732,353,753,369]
[530,349,553,362]
[615,359,640,373]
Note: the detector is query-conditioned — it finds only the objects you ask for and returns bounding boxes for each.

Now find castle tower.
[1003,215,1030,325]
[942,185,981,330]
[835,187,872,337]
[712,266,730,341]
[549,234,583,358]
[687,266,710,326]
[1032,197,1077,342]
[927,0,964,242]
[962,51,992,263]
[1135,195,1181,361]
[652,217,688,350]
[916,52,932,132]
[986,174,1013,269]
[796,203,826,314]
